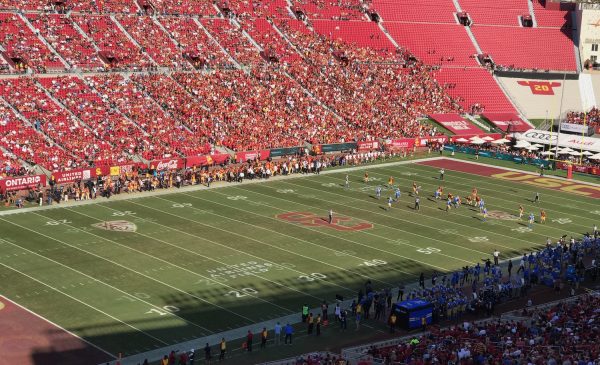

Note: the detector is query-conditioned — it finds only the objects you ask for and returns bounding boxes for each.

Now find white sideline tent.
[517,129,600,154]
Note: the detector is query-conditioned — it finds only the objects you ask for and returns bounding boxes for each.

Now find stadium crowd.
[0,10,463,176]
[566,108,600,131]
[2,150,401,206]
[367,292,600,365]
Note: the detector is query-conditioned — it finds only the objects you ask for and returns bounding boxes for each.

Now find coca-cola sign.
[0,174,47,192]
[150,158,185,171]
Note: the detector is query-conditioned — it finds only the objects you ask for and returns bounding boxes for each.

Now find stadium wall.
[576,3,600,68]
[496,76,582,119]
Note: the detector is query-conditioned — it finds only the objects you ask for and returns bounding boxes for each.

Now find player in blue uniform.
[528,213,535,229]
[394,187,401,201]
[376,186,381,199]
[388,196,393,210]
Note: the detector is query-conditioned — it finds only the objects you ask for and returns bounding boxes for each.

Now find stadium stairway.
[192,17,242,69]
[527,0,539,27]
[18,12,70,70]
[111,14,159,68]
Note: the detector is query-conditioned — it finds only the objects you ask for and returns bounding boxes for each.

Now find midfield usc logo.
[92,220,137,232]
[276,212,373,231]
[517,81,561,95]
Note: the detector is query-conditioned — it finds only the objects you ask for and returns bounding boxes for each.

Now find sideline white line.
[0,294,116,360]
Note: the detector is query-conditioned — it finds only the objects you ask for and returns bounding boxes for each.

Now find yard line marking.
[122,198,399,288]
[0,237,211,334]
[0,262,169,346]
[3,215,251,326]
[149,195,418,281]
[277,178,541,251]
[255,180,499,258]
[0,294,117,359]
[59,208,299,314]
[209,187,475,268]
[178,192,456,271]
[360,166,590,236]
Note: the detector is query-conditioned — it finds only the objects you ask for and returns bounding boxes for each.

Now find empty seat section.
[289,0,364,20]
[459,0,528,26]
[532,0,571,28]
[472,25,576,71]
[433,67,516,113]
[372,0,457,23]
[385,23,477,66]
[311,20,395,53]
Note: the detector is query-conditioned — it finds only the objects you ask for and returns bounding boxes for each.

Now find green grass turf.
[0,159,598,357]
[420,118,453,135]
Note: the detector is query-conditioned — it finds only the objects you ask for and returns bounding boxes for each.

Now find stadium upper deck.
[0,0,577,175]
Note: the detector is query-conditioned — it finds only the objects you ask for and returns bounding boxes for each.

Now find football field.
[0,157,598,360]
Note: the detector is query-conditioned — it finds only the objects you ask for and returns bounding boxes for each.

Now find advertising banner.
[0,174,47,192]
[517,129,600,153]
[385,138,415,150]
[270,147,302,158]
[482,113,531,133]
[149,158,185,171]
[51,168,97,184]
[429,113,484,135]
[312,143,357,154]
[386,136,448,150]
[357,141,380,152]
[559,122,595,136]
[186,154,230,167]
[235,150,271,162]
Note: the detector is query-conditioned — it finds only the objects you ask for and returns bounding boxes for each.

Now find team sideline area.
[1,156,599,365]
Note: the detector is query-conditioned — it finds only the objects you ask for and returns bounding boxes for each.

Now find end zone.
[0,295,115,365]
[417,158,600,199]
